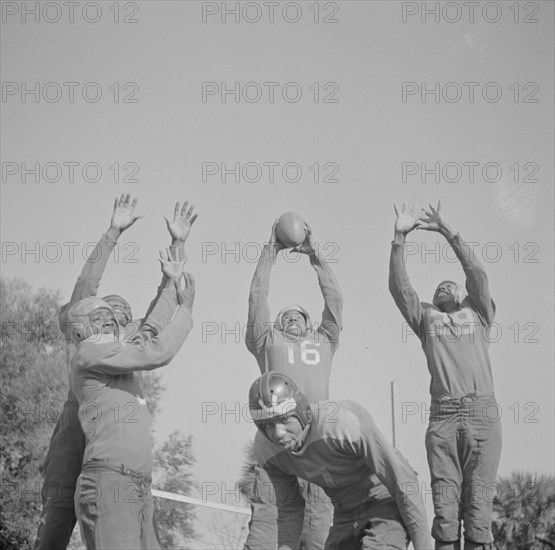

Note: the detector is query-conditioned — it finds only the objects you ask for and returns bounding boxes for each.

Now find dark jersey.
[246,245,342,402]
[254,400,431,550]
[389,233,496,398]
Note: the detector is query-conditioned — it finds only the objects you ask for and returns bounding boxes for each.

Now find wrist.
[438,223,455,239]
[265,243,281,262]
[171,239,186,254]
[393,231,406,244]
[308,249,319,264]
[107,226,122,240]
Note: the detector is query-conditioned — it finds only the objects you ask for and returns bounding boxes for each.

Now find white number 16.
[288,341,321,365]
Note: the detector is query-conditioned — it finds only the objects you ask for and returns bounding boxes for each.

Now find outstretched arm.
[388,202,426,337]
[253,438,305,550]
[419,201,495,323]
[295,224,343,351]
[269,466,305,550]
[355,408,431,550]
[246,221,285,356]
[60,194,140,340]
[336,403,431,549]
[77,267,195,375]
[141,201,198,323]
[137,247,190,341]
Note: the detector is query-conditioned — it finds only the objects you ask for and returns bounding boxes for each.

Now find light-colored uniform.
[71,291,192,549]
[389,233,502,548]
[34,233,119,549]
[244,244,343,550]
[34,232,171,550]
[254,400,431,550]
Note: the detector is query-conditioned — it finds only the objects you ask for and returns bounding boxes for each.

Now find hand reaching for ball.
[275,212,307,248]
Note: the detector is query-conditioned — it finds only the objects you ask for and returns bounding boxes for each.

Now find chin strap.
[291,422,311,455]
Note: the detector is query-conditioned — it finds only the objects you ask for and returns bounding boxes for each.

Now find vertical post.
[391,381,397,448]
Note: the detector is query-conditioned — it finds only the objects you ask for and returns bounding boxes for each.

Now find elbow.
[141,342,183,370]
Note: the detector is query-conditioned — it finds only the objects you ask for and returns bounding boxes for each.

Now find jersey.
[257,327,334,403]
[389,233,496,399]
[254,400,430,550]
[419,303,495,397]
[70,302,192,474]
[246,245,343,403]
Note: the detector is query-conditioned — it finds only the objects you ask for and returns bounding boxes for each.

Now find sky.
[1,1,554,545]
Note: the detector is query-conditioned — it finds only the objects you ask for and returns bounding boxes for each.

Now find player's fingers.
[174,202,180,219]
[124,193,131,206]
[437,198,442,211]
[181,201,189,216]
[159,249,168,261]
[189,213,198,225]
[393,203,399,215]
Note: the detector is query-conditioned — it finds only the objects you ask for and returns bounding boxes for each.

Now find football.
[275,212,307,248]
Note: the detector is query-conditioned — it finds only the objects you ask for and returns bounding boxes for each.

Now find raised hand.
[164,201,198,243]
[110,194,141,232]
[159,247,187,283]
[293,223,316,256]
[176,272,195,311]
[268,219,286,260]
[419,200,445,232]
[393,202,424,235]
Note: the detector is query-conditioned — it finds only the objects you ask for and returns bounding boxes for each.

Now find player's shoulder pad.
[311,399,370,440]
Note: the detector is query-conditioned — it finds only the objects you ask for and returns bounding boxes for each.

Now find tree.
[0,277,67,550]
[197,509,249,550]
[493,471,555,549]
[1,276,198,549]
[152,431,197,548]
[237,441,258,504]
